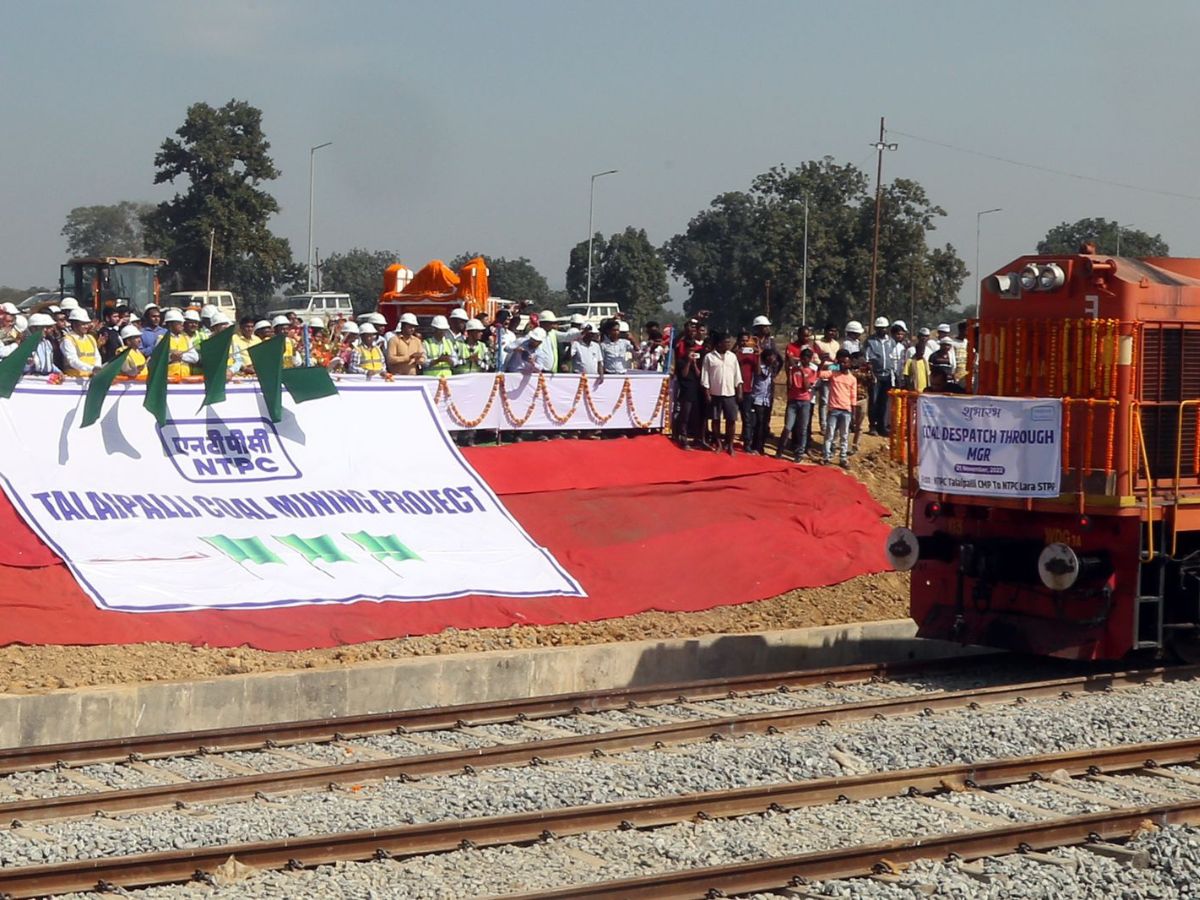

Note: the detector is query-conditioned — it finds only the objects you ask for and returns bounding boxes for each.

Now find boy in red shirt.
[779,345,819,460]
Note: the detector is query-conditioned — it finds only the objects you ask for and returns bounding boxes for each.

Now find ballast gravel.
[8,679,1200,872]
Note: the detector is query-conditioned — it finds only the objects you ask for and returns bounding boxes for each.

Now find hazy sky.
[2,0,1196,311]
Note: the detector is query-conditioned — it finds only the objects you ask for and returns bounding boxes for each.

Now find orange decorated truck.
[377,256,501,331]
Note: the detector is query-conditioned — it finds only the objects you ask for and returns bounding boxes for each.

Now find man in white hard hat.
[460,318,491,373]
[163,308,199,379]
[22,313,60,375]
[449,308,469,336]
[119,325,148,377]
[386,312,425,375]
[569,322,602,375]
[62,309,99,377]
[535,310,563,372]
[935,323,957,373]
[270,315,298,368]
[0,301,19,344]
[422,315,459,378]
[504,326,548,375]
[864,316,895,436]
[842,320,864,354]
[60,297,80,311]
[751,314,775,353]
[908,327,934,361]
[348,323,385,376]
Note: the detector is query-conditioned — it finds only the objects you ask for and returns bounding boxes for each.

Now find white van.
[168,290,238,319]
[269,292,354,325]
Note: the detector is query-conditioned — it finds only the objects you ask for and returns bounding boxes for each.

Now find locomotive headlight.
[885,526,920,572]
[1036,263,1066,291]
[1018,264,1041,291]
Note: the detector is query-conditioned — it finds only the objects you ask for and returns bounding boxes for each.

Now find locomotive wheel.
[1167,628,1200,664]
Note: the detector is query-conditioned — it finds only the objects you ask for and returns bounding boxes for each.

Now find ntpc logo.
[158,418,301,484]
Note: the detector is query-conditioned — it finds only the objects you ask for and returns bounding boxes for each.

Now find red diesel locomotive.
[887,251,1200,661]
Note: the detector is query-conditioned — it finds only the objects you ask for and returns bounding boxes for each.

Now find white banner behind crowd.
[916,395,1062,499]
[398,372,668,432]
[0,382,584,612]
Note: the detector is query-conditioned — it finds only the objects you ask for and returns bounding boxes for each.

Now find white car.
[566,301,621,328]
[269,292,354,325]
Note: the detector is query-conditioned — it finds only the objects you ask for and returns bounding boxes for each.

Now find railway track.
[0,655,997,774]
[0,659,1181,825]
[6,736,1200,897]
[0,658,1196,897]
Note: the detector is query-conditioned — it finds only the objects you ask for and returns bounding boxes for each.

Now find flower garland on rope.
[431,373,671,430]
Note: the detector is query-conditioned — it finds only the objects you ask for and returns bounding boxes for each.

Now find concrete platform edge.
[0,619,971,749]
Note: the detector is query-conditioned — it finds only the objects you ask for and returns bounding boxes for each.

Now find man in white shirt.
[936,323,958,372]
[569,323,603,375]
[842,320,864,354]
[701,331,744,455]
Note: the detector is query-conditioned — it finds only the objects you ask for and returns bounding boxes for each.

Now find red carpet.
[0,437,892,650]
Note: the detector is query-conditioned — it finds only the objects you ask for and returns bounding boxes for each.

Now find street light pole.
[975,207,1002,304]
[867,117,898,327]
[801,195,809,326]
[586,169,618,307]
[307,141,333,292]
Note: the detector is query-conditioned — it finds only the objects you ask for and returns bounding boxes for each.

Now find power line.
[888,128,1200,202]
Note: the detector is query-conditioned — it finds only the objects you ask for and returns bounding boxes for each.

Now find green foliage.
[319,248,397,315]
[662,157,968,331]
[62,202,154,258]
[566,227,669,325]
[448,253,551,304]
[1036,217,1169,257]
[143,99,303,312]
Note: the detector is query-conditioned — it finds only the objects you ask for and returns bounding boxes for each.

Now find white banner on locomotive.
[916,395,1062,499]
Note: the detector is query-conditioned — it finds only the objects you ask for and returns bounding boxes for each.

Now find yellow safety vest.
[422,335,456,377]
[64,333,99,377]
[123,347,147,377]
[168,333,193,380]
[358,342,384,373]
[283,336,296,369]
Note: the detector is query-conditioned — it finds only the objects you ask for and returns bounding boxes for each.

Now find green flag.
[275,533,353,565]
[81,348,131,428]
[202,534,284,566]
[142,334,170,426]
[248,337,285,423]
[198,326,236,408]
[0,327,45,399]
[344,531,421,563]
[282,366,338,405]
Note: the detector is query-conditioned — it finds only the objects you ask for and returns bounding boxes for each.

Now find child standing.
[747,348,780,454]
[823,349,857,468]
[780,346,819,460]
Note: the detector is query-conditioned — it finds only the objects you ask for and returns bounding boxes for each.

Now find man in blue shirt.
[139,305,166,353]
[863,316,895,437]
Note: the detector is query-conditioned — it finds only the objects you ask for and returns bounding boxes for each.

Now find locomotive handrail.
[1133,404,1156,561]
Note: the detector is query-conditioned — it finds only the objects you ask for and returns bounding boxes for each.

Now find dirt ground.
[0,432,910,695]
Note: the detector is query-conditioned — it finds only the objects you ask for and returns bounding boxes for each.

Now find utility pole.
[205,228,215,294]
[867,117,898,327]
[586,169,618,306]
[764,279,771,319]
[801,195,809,326]
[307,141,333,292]
[975,208,1002,305]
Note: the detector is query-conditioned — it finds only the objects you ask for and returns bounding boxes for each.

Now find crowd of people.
[0,299,970,465]
[670,312,970,467]
[0,300,672,382]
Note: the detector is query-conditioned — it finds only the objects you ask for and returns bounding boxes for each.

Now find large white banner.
[377,373,669,432]
[917,395,1062,498]
[0,382,584,612]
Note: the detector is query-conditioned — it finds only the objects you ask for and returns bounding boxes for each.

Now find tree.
[318,248,396,315]
[1037,218,1169,257]
[662,157,968,331]
[143,99,303,311]
[566,227,669,324]
[62,202,154,258]
[448,253,551,304]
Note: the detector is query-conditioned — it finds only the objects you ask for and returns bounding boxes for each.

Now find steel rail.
[0,654,1002,775]
[1,736,1198,898]
[505,798,1200,899]
[1,663,1193,827]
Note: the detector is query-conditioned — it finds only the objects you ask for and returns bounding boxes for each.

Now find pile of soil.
[0,434,910,694]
